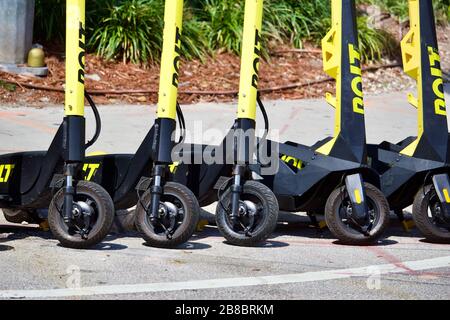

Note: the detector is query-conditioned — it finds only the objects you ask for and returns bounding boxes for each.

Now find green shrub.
[88,0,165,64]
[35,0,441,64]
[267,0,331,47]
[197,0,244,54]
[34,0,66,41]
[365,0,450,23]
[194,0,331,56]
[357,16,398,61]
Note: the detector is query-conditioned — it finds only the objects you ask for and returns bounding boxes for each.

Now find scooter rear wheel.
[48,181,115,249]
[412,185,450,243]
[216,181,279,247]
[325,182,389,245]
[2,209,41,224]
[135,182,200,248]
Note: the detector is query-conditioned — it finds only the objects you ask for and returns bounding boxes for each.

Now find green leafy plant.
[265,0,331,48]
[34,0,447,64]
[34,0,66,41]
[88,0,206,64]
[365,0,450,23]
[88,0,165,64]
[0,80,16,92]
[198,0,244,54]
[357,16,398,61]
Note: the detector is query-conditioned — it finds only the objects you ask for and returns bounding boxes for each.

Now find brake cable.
[257,93,269,145]
[84,92,102,149]
[176,102,186,144]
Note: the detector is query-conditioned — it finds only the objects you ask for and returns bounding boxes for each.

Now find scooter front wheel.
[48,181,115,249]
[412,185,450,243]
[216,181,279,246]
[325,182,389,245]
[135,182,200,248]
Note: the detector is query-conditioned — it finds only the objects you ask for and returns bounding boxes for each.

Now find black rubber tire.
[2,209,40,224]
[135,182,200,248]
[412,185,450,243]
[325,182,390,245]
[215,180,279,247]
[48,181,115,249]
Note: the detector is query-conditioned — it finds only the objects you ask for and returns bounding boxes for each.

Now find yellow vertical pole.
[322,0,343,137]
[315,0,343,156]
[157,0,184,120]
[400,0,423,156]
[65,0,86,117]
[237,0,264,120]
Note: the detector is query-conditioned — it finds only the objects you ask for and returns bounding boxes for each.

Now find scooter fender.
[345,174,368,224]
[432,174,450,221]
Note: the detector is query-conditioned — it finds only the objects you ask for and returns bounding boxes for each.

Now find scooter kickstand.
[395,209,415,232]
[307,213,327,231]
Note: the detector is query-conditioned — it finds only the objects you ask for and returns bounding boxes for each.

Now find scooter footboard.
[0,150,63,208]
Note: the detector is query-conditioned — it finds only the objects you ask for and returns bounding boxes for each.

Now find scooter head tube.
[233,0,263,165]
[237,0,263,123]
[153,0,184,164]
[64,0,86,163]
[400,0,448,162]
[316,0,366,164]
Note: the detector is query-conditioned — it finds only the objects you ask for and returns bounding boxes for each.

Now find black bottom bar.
[63,116,86,163]
[152,118,177,164]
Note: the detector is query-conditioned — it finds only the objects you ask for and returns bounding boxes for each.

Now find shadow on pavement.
[56,242,129,251]
[1,223,129,251]
[0,244,15,251]
[273,211,429,243]
[143,241,211,250]
[0,223,52,241]
[192,226,290,248]
[0,232,15,251]
[223,240,290,248]
[1,209,435,248]
[419,238,450,245]
[332,239,398,246]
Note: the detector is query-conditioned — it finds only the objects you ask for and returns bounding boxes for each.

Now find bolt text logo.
[428,46,446,116]
[251,30,262,89]
[83,164,100,181]
[78,22,85,85]
[172,27,182,88]
[348,44,364,114]
[0,164,15,183]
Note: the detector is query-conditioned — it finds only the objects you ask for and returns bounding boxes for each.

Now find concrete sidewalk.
[1,84,449,155]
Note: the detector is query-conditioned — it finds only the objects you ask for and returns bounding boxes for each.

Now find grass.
[0,80,16,92]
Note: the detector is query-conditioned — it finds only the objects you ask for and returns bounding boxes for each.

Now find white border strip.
[1,256,449,299]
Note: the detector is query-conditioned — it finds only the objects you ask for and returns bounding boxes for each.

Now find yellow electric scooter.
[85,0,278,247]
[0,0,115,249]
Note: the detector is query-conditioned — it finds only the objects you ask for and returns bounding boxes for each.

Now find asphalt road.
[0,86,449,300]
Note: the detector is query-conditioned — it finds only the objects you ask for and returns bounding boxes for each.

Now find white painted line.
[1,256,449,299]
